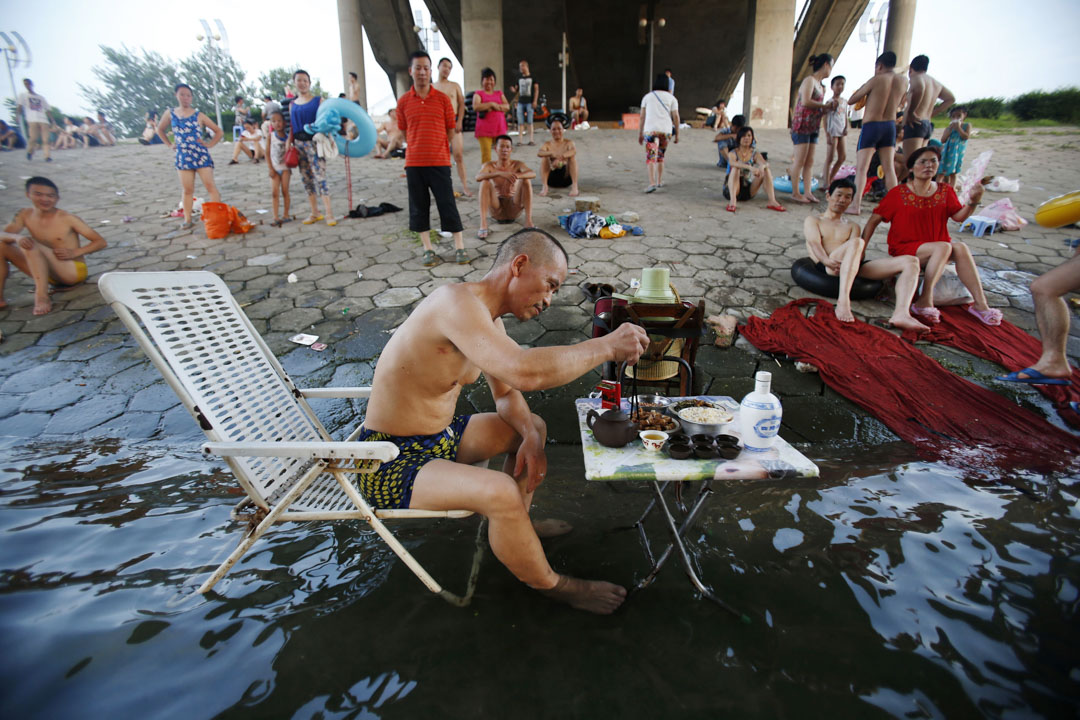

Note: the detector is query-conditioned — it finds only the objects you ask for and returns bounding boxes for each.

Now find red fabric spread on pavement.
[739,298,1080,471]
[900,305,1080,427]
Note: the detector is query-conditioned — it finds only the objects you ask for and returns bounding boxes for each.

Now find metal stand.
[631,480,750,623]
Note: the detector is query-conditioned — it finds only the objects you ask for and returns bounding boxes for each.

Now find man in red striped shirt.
[397,51,468,266]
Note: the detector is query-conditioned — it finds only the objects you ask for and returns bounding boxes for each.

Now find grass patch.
[969,115,1065,131]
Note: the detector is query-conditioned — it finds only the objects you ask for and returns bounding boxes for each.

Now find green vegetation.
[963,87,1080,126]
[80,45,326,138]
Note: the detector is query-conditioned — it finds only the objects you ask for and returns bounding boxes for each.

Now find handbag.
[283,146,299,168]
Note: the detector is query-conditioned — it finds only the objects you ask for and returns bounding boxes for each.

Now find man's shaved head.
[492,228,568,269]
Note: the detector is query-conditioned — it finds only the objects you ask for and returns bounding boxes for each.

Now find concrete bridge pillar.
[337,0,367,107]
[461,0,504,95]
[743,0,796,129]
[883,0,917,69]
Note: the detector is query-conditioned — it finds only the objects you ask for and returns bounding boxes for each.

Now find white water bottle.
[740,371,782,452]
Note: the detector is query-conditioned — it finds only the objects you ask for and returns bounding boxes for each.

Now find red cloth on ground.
[873,182,963,257]
[900,305,1080,427]
[740,299,1080,472]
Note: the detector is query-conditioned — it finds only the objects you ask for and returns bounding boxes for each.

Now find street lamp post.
[197,19,226,131]
[639,16,666,90]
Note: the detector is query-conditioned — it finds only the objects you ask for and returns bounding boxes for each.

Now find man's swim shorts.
[857,120,897,151]
[355,414,471,509]
[902,118,933,140]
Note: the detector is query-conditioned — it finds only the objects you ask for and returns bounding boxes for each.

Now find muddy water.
[0,438,1077,719]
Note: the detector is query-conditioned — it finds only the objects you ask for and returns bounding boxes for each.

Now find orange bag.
[230,207,255,234]
[201,201,232,239]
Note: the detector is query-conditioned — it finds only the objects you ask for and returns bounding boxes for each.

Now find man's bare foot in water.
[540,186,549,197]
[888,312,929,332]
[532,518,573,538]
[539,575,626,614]
[835,302,855,322]
[33,294,52,315]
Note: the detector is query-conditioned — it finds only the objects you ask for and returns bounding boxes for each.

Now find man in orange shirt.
[396,51,467,266]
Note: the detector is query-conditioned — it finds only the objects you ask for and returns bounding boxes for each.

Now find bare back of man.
[363,229,650,613]
[1,180,106,314]
[848,67,908,215]
[806,181,927,330]
[903,71,953,159]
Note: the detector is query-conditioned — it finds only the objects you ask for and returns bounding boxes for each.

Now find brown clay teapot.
[586,407,639,448]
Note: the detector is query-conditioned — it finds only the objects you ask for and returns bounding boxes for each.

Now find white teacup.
[639,430,669,452]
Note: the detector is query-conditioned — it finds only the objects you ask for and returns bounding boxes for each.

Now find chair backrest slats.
[100,272,325,501]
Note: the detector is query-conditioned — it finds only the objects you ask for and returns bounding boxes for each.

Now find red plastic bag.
[201,202,232,239]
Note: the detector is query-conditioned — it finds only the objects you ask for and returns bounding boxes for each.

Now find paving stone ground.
[0,123,1077,448]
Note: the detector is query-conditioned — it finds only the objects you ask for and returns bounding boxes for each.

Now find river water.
[0,437,1077,719]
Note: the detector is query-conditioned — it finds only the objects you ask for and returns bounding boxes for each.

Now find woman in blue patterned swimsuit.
[156,83,223,229]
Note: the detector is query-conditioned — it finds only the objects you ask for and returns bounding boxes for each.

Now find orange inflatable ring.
[1035,190,1080,228]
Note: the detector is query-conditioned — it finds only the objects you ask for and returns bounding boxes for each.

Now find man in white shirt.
[16,79,52,162]
[229,119,264,164]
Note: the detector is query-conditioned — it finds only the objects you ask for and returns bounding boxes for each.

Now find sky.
[2,0,1079,121]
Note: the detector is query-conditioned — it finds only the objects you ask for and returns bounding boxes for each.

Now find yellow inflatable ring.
[1035,190,1080,228]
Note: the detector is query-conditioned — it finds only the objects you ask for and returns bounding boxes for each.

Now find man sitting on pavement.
[229,119,264,164]
[537,119,579,197]
[804,178,928,331]
[373,108,403,159]
[476,135,535,239]
[568,88,589,126]
[359,228,650,613]
[0,177,107,315]
[706,98,729,130]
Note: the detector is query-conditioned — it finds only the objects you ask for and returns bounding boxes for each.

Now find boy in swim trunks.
[0,177,107,315]
[804,178,927,331]
[903,54,954,162]
[846,51,908,215]
[475,135,535,239]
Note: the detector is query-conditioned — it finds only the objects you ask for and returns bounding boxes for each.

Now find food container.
[630,405,681,434]
[669,400,734,437]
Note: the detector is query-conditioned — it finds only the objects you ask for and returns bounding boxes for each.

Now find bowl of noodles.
[670,400,734,436]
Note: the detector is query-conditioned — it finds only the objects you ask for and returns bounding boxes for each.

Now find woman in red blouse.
[861,146,1002,326]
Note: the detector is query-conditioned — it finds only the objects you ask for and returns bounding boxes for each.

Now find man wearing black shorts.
[396,51,467,266]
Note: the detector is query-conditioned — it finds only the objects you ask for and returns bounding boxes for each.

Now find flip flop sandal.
[456,249,469,264]
[326,218,338,227]
[270,219,283,228]
[422,250,438,267]
[995,368,1071,385]
[302,215,324,225]
[477,228,491,239]
[766,204,787,212]
[910,304,941,323]
[725,205,737,213]
[967,306,1003,326]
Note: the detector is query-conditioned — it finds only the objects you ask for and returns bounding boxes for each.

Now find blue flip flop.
[996,368,1071,385]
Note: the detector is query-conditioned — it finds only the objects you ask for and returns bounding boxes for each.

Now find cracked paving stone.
[373,287,422,307]
[44,393,129,434]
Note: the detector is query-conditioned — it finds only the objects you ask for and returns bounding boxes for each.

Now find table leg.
[645,480,747,621]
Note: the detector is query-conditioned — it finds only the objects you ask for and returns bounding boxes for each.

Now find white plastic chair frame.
[99,271,483,606]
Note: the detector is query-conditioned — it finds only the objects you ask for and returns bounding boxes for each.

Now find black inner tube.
[790,257,884,301]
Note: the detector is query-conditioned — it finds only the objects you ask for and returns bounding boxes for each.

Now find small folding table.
[575,396,820,620]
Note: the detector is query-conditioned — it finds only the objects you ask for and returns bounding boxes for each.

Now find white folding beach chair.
[99,270,484,606]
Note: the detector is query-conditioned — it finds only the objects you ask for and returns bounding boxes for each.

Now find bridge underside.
[354,0,877,127]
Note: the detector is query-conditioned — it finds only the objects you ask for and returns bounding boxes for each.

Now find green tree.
[257,66,328,101]
[179,43,256,123]
[79,45,183,138]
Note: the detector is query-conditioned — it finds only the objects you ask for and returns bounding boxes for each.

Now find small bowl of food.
[673,402,734,437]
[634,394,672,409]
[630,406,680,435]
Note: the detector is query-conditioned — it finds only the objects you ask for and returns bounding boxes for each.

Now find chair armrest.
[299,387,373,399]
[202,441,399,461]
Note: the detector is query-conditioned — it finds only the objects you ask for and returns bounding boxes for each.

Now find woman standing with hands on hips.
[788,53,836,204]
[157,83,223,230]
[638,73,679,194]
[287,69,336,226]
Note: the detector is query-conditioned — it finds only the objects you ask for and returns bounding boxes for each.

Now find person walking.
[17,79,53,162]
[638,73,679,194]
[287,69,336,226]
[157,83,223,230]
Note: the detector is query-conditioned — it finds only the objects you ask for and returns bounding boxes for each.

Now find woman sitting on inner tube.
[794,177,931,332]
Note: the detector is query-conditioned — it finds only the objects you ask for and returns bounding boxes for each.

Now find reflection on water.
[0,438,1077,719]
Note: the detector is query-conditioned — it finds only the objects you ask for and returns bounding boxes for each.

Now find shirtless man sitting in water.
[0,176,107,315]
[804,178,927,331]
[359,228,649,613]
